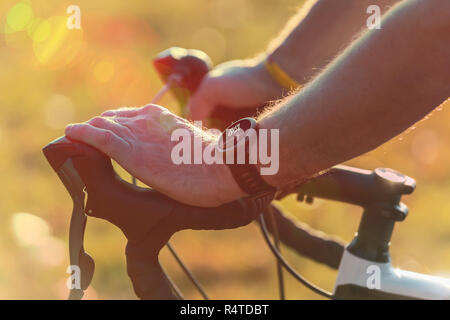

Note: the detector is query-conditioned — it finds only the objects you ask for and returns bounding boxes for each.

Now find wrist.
[205,134,247,203]
[253,135,281,189]
[213,118,278,199]
[251,56,286,98]
[255,117,309,191]
[269,43,305,85]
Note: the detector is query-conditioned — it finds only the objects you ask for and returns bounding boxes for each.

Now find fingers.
[65,123,131,161]
[89,116,122,131]
[101,106,139,117]
[88,116,134,137]
[187,82,217,121]
[101,104,166,118]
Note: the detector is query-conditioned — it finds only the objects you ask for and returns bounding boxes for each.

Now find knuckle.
[89,116,104,126]
[143,104,168,113]
[142,104,154,112]
[101,109,115,116]
[66,124,82,137]
[100,130,113,145]
[119,106,136,113]
[134,118,148,128]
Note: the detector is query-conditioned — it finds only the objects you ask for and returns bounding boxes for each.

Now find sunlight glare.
[6,1,33,32]
[28,18,51,43]
[33,16,83,68]
[11,212,50,247]
[34,236,65,267]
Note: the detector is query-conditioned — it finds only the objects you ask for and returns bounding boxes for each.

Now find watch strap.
[225,121,277,197]
[229,160,276,196]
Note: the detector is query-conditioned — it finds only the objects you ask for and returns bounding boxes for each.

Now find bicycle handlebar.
[296,166,416,221]
[43,136,267,299]
[43,136,416,299]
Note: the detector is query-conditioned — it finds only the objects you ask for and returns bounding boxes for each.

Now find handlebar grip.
[43,137,264,299]
[153,47,263,130]
[297,165,416,208]
[125,224,179,300]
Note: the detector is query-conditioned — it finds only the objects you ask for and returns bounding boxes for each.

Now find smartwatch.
[216,117,277,205]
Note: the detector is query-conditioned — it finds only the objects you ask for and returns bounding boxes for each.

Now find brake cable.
[267,205,285,300]
[166,243,209,299]
[258,211,334,299]
[162,265,184,299]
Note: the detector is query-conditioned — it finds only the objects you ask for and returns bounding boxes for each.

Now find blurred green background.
[0,0,449,299]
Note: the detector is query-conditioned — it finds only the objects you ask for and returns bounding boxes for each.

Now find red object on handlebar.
[153,47,211,93]
[153,47,262,130]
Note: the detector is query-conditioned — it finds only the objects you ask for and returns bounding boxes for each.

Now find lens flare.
[11,212,65,267]
[33,16,83,68]
[93,57,115,83]
[6,1,33,33]
[33,236,65,267]
[28,18,51,43]
[11,212,50,247]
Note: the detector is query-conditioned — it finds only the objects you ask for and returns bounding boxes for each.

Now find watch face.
[217,118,256,152]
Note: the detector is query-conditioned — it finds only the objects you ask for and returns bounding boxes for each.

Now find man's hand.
[186,59,283,121]
[65,105,246,207]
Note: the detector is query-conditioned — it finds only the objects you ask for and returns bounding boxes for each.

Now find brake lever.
[153,47,262,130]
[43,136,266,299]
[43,140,94,299]
[43,136,180,299]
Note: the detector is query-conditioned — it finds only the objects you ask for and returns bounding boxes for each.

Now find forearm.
[259,0,450,187]
[268,0,401,83]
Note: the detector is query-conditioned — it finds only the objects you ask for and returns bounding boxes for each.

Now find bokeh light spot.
[33,16,83,68]
[11,212,65,267]
[34,236,65,267]
[44,94,75,129]
[93,58,115,83]
[6,2,33,32]
[12,212,50,247]
[28,18,51,43]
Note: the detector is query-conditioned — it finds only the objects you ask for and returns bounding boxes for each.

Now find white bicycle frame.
[334,248,450,299]
[288,166,450,300]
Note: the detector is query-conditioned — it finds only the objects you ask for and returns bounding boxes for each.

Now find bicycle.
[42,48,450,300]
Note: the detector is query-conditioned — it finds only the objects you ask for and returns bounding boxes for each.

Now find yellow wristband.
[264,56,301,90]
